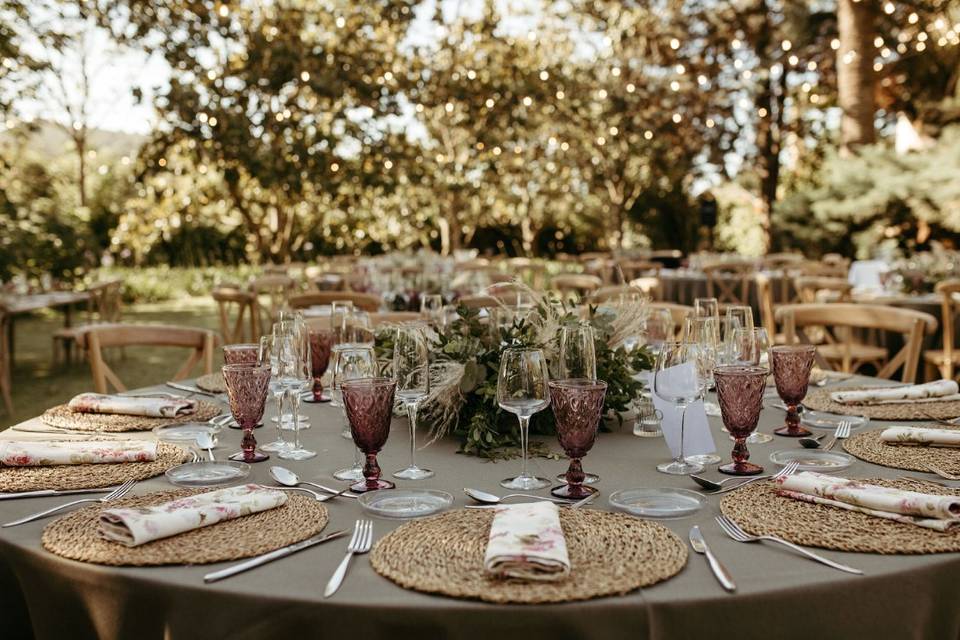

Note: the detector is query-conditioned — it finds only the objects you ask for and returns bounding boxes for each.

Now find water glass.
[559,323,597,380]
[771,344,816,437]
[550,379,606,499]
[715,365,767,475]
[223,363,271,463]
[652,341,709,475]
[393,325,434,480]
[342,378,397,493]
[497,347,551,490]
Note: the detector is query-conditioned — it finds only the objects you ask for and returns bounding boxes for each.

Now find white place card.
[650,363,717,458]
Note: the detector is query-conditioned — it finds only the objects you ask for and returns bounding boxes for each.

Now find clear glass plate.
[769,449,854,472]
[358,489,454,519]
[153,422,222,446]
[608,488,706,519]
[801,411,868,430]
[165,461,251,487]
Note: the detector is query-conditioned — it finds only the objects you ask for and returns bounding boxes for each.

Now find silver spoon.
[270,466,358,499]
[463,487,572,505]
[196,433,216,462]
[689,475,753,491]
[799,434,827,449]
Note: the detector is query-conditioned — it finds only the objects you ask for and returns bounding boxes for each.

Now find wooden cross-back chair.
[788,260,849,280]
[648,302,694,340]
[794,276,853,304]
[590,284,653,304]
[313,272,346,292]
[289,291,381,312]
[249,274,296,328]
[552,274,603,302]
[703,261,756,307]
[212,285,260,344]
[53,279,125,362]
[80,324,217,393]
[0,303,12,414]
[618,260,662,282]
[924,279,960,381]
[776,303,938,383]
[762,253,805,271]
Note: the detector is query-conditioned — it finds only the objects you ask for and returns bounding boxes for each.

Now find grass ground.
[2,298,223,429]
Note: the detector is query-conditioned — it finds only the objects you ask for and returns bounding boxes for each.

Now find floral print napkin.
[68,393,198,418]
[483,502,570,582]
[776,471,960,531]
[99,484,287,547]
[831,380,960,406]
[881,427,960,448]
[0,440,158,467]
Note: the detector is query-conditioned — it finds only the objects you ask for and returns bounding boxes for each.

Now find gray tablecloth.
[1,382,959,640]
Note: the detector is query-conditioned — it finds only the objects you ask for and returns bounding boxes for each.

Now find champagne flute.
[652,341,709,475]
[258,332,292,453]
[331,346,377,480]
[497,347,551,490]
[271,317,310,429]
[420,294,445,329]
[330,300,355,345]
[277,323,315,460]
[392,325,434,480]
[681,317,722,465]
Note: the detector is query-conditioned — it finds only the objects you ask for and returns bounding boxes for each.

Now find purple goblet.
[222,363,271,463]
[771,345,816,437]
[341,377,396,493]
[223,343,260,365]
[306,330,334,403]
[549,379,607,499]
[714,365,767,475]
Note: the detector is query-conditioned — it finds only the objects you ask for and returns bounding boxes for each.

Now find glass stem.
[291,392,301,449]
[406,400,419,468]
[518,415,531,477]
[677,403,688,464]
[275,392,285,445]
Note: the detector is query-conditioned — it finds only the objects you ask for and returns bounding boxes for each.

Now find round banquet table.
[1,379,959,640]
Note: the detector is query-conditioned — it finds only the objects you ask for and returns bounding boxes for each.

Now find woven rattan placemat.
[195,373,227,394]
[803,387,960,421]
[0,442,191,492]
[720,478,960,554]
[41,400,221,432]
[370,508,687,604]
[42,488,328,566]
[844,427,960,475]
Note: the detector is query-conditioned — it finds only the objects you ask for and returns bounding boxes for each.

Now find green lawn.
[2,298,224,429]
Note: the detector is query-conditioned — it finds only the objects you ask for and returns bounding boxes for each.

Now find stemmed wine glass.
[643,308,675,354]
[682,316,722,466]
[272,317,310,429]
[341,377,397,493]
[652,340,710,475]
[223,363,271,463]
[714,365,768,475]
[223,343,260,365]
[330,300,355,345]
[305,330,334,403]
[273,322,315,460]
[556,323,600,485]
[331,346,377,481]
[729,327,774,444]
[258,332,292,453]
[497,347,551,490]
[771,344,816,437]
[420,294,445,329]
[393,325,434,480]
[550,379,607,498]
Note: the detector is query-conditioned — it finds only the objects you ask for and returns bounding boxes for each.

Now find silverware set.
[324,519,374,597]
[691,461,800,495]
[822,420,852,451]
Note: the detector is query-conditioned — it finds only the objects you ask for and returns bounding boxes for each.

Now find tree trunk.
[75,134,87,208]
[837,0,877,150]
[754,67,783,254]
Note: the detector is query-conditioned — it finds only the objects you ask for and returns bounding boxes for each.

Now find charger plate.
[803,387,960,421]
[720,478,960,554]
[195,373,227,394]
[42,488,328,566]
[844,425,960,475]
[370,507,687,604]
[41,400,221,432]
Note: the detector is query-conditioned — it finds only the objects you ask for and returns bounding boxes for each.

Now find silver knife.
[203,529,348,583]
[689,525,736,593]
[166,382,220,397]
[0,487,115,500]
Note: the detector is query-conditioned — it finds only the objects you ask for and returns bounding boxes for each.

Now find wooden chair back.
[82,324,217,393]
[86,279,124,323]
[794,277,853,304]
[649,302,694,339]
[762,253,805,270]
[212,285,260,344]
[591,284,648,304]
[249,274,296,327]
[288,291,381,312]
[368,312,422,327]
[934,279,960,378]
[312,272,346,291]
[552,274,603,300]
[0,304,11,414]
[789,260,848,279]
[618,260,662,282]
[776,303,937,383]
[755,273,778,340]
[703,261,755,306]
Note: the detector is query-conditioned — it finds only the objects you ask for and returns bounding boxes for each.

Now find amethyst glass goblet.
[223,363,271,463]
[771,345,816,437]
[223,343,260,366]
[714,365,767,476]
[306,330,334,403]
[341,377,396,493]
[549,379,607,499]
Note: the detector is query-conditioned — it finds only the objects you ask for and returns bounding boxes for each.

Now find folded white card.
[650,363,716,458]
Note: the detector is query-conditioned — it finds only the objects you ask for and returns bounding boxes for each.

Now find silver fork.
[710,461,800,496]
[323,519,373,598]
[3,479,137,528]
[823,421,852,451]
[715,515,862,575]
[924,463,960,481]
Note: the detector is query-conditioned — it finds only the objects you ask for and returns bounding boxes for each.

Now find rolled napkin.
[99,484,287,547]
[830,380,960,406]
[0,440,157,467]
[776,471,960,531]
[483,502,571,582]
[880,426,960,448]
[68,393,197,418]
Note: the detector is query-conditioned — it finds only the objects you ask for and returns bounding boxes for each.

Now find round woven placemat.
[844,426,960,475]
[370,508,687,604]
[42,488,328,566]
[720,478,960,554]
[195,373,227,394]
[41,399,222,432]
[0,442,191,492]
[803,387,960,421]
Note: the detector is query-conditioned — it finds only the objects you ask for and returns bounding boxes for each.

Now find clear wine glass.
[271,317,310,429]
[558,323,597,380]
[392,324,434,480]
[277,322,315,461]
[258,333,292,454]
[330,300,355,345]
[331,345,377,480]
[652,340,709,475]
[420,294,445,329]
[497,347,551,490]
[342,308,374,348]
[682,318,722,466]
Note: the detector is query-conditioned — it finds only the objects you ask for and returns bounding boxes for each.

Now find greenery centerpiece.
[375,285,653,458]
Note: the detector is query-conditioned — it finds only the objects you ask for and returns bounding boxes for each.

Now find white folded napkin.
[830,380,960,406]
[68,393,198,418]
[0,440,157,467]
[881,427,960,448]
[483,502,570,582]
[99,484,287,547]
[776,471,960,531]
